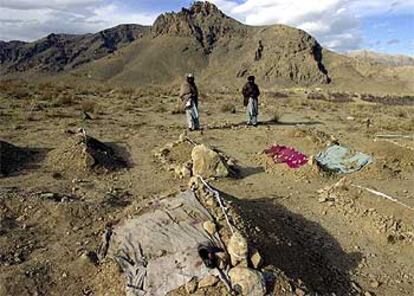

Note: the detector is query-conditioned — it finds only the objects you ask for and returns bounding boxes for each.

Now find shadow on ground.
[0,146,51,177]
[206,120,322,130]
[106,142,133,169]
[222,191,362,295]
[237,166,265,179]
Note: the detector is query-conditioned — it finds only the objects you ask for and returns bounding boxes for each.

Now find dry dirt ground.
[0,81,413,296]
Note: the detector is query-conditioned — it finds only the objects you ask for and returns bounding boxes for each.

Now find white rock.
[228,232,249,266]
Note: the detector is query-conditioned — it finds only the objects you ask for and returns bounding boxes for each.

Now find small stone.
[364,292,373,296]
[179,133,187,142]
[188,176,200,190]
[180,166,192,178]
[318,197,328,203]
[83,152,95,167]
[198,275,219,288]
[185,277,198,294]
[295,288,306,296]
[216,252,229,269]
[203,221,217,236]
[156,250,166,257]
[205,197,215,207]
[40,192,56,199]
[250,249,263,269]
[370,280,380,288]
[351,282,362,292]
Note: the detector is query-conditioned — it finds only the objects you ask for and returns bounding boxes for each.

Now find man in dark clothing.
[242,76,260,126]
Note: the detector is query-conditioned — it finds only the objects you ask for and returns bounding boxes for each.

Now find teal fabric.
[316,145,373,174]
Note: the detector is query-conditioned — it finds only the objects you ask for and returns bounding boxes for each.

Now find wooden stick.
[375,134,414,139]
[352,185,414,211]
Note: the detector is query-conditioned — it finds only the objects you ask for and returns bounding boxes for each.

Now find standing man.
[180,73,200,131]
[242,75,260,126]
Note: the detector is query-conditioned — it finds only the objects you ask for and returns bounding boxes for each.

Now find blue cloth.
[315,145,373,174]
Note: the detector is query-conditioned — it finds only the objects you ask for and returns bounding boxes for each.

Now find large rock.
[191,144,229,179]
[229,267,266,296]
[228,232,248,266]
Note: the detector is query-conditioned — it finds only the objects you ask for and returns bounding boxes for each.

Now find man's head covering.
[248,75,255,82]
[186,73,194,79]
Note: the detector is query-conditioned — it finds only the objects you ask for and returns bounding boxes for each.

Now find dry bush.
[37,82,54,92]
[119,87,136,96]
[394,108,408,118]
[54,94,76,107]
[0,81,31,100]
[171,99,185,115]
[266,91,289,99]
[81,100,97,113]
[328,91,354,103]
[154,104,167,113]
[307,91,327,101]
[361,94,414,106]
[220,102,236,113]
[269,110,282,123]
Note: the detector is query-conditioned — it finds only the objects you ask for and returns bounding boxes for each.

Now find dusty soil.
[0,82,413,295]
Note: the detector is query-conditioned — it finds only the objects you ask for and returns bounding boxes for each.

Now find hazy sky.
[0,0,413,55]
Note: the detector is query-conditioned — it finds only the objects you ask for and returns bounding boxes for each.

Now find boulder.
[229,267,266,296]
[228,232,249,266]
[191,144,229,179]
[198,275,219,288]
[203,221,217,236]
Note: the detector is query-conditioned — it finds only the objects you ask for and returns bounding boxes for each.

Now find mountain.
[0,1,413,93]
[345,50,414,67]
[0,2,330,88]
[68,1,330,88]
[0,24,149,73]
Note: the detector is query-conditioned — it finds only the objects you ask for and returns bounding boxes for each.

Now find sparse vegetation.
[269,110,282,123]
[54,94,76,107]
[266,91,290,99]
[361,94,414,106]
[220,102,236,113]
[307,91,327,101]
[81,100,97,113]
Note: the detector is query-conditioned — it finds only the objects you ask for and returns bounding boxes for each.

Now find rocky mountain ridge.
[345,50,414,67]
[0,24,149,73]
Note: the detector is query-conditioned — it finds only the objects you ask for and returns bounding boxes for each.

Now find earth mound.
[0,140,31,177]
[154,135,238,179]
[48,130,126,175]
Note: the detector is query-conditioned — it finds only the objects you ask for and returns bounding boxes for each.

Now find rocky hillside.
[0,24,149,74]
[345,50,414,67]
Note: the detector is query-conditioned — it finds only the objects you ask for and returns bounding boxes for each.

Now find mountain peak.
[152,1,244,52]
[188,1,223,16]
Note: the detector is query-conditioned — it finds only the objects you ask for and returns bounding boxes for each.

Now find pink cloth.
[265,145,308,169]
